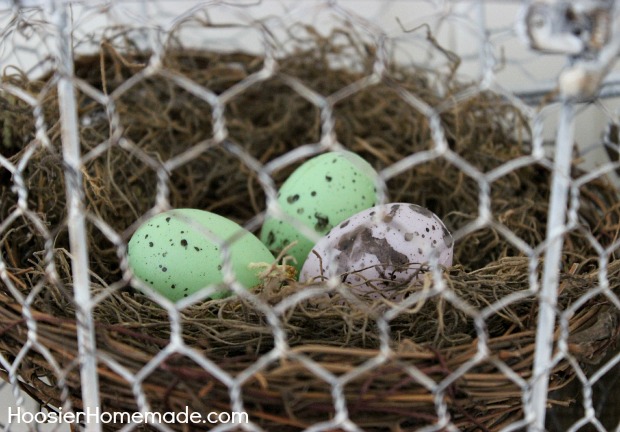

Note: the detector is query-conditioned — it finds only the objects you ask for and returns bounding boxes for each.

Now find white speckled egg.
[128,209,274,302]
[260,151,380,271]
[299,203,453,301]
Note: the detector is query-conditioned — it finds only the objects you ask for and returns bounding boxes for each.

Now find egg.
[299,203,453,301]
[260,151,380,271]
[127,209,274,302]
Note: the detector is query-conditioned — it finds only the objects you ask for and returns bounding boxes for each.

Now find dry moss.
[1,27,619,431]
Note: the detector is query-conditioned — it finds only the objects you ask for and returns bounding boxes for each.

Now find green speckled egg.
[128,209,274,302]
[260,151,379,271]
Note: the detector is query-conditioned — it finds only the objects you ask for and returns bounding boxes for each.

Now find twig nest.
[300,203,453,301]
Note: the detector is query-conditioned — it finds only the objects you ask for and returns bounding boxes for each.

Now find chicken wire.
[0,1,619,431]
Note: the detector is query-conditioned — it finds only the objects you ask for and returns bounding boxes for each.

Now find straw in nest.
[1,26,619,431]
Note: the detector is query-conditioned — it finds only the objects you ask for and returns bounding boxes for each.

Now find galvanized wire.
[0,1,619,432]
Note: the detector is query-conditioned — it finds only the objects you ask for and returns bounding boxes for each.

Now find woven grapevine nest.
[1,27,620,431]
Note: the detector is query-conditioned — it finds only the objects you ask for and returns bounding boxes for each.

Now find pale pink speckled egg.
[300,203,453,302]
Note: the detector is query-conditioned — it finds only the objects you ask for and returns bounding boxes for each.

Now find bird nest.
[1,28,620,431]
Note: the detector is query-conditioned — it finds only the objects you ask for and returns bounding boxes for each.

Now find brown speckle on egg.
[314,212,330,230]
[409,204,433,218]
[287,194,300,204]
[335,225,408,275]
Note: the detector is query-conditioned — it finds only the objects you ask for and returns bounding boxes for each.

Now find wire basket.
[1,1,620,431]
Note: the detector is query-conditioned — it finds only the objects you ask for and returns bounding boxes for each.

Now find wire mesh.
[0,1,619,431]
